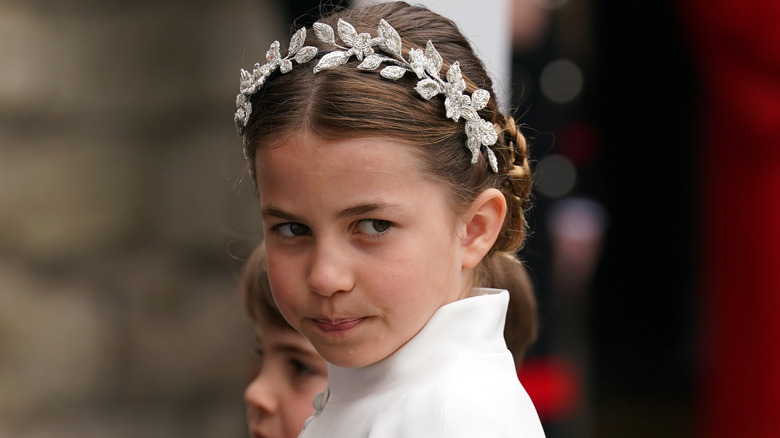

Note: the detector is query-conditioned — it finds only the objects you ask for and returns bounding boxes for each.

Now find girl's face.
[245,324,328,438]
[256,136,473,368]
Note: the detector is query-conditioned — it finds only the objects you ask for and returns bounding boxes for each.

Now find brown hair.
[242,1,536,355]
[484,253,538,364]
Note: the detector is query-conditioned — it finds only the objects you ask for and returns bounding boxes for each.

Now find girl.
[235,2,545,436]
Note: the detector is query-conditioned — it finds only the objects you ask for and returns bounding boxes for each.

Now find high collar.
[325,288,509,403]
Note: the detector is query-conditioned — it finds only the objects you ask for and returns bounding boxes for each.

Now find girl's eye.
[356,219,392,235]
[290,358,317,377]
[276,222,310,237]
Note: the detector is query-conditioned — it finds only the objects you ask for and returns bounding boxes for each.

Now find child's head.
[236,1,534,369]
[239,243,328,438]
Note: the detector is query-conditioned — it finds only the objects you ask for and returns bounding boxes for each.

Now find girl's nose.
[244,370,278,414]
[307,242,355,297]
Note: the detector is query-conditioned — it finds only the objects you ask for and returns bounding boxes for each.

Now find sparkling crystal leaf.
[380,65,407,80]
[288,28,306,56]
[295,46,318,64]
[480,119,498,145]
[414,79,441,100]
[337,19,359,47]
[425,41,443,77]
[251,69,262,81]
[459,105,479,123]
[239,71,255,94]
[408,49,426,79]
[357,54,385,71]
[314,50,350,73]
[353,45,368,61]
[313,22,335,45]
[472,89,490,111]
[446,61,461,83]
[466,134,481,163]
[446,62,466,93]
[377,19,402,57]
[445,96,460,121]
[280,59,293,73]
[266,41,281,64]
[485,147,498,172]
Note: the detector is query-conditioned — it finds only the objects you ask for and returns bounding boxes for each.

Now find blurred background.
[2,0,779,437]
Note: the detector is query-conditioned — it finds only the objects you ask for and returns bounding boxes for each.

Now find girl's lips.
[314,317,366,333]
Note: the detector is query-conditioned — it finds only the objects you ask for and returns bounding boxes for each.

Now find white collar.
[325,288,509,403]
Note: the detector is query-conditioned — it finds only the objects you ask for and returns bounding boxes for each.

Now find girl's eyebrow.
[261,206,303,222]
[262,202,403,222]
[336,202,402,220]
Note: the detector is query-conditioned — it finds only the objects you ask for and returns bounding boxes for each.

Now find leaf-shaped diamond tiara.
[235,18,499,172]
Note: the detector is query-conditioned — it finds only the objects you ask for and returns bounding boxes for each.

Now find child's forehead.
[260,133,416,157]
[256,136,428,185]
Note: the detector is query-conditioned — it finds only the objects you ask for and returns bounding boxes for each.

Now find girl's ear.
[460,188,507,269]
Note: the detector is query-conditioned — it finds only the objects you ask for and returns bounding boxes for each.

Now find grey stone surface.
[0,0,286,436]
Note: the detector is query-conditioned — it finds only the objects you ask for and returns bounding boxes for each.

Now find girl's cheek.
[268,285,302,327]
[266,264,294,301]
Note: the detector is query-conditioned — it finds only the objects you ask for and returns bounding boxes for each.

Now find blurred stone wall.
[0,1,287,436]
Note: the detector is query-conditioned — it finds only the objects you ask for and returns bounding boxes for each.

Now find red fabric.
[681,1,780,436]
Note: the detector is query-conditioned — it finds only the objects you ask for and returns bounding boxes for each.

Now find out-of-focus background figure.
[2,0,778,437]
[238,242,328,438]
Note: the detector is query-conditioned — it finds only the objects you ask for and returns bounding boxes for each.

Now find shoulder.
[439,352,546,437]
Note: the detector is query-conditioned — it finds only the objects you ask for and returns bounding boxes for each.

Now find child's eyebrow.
[261,206,304,222]
[336,202,401,220]
[262,203,403,222]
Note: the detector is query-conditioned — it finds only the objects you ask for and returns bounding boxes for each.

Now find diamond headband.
[235,18,499,172]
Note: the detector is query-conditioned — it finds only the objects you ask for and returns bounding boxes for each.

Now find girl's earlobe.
[461,188,507,269]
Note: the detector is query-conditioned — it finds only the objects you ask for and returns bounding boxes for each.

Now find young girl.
[235,2,545,436]
[239,242,329,438]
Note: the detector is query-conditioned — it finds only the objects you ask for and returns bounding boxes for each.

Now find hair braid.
[491,114,533,253]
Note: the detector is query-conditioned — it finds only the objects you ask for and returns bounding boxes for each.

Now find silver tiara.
[235,18,499,172]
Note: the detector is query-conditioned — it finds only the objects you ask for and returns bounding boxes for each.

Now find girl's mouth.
[314,318,366,333]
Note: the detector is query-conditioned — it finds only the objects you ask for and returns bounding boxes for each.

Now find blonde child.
[234,2,545,435]
[239,242,328,438]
